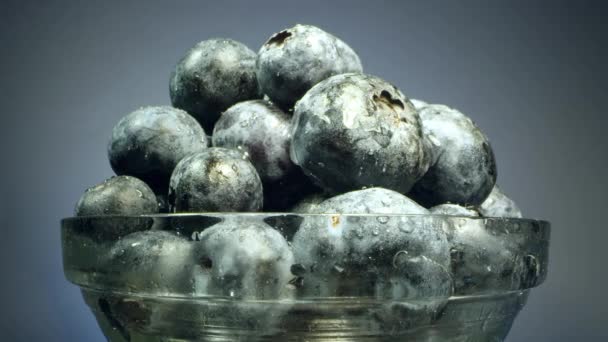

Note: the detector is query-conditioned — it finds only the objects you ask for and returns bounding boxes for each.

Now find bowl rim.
[61,212,550,226]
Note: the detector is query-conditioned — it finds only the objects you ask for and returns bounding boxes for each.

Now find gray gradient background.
[1,0,606,340]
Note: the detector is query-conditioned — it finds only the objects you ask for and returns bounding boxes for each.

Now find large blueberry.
[291,188,451,299]
[75,176,158,216]
[170,39,261,133]
[479,185,523,218]
[291,73,430,194]
[168,147,263,212]
[108,106,208,193]
[257,24,362,110]
[193,218,294,299]
[410,104,497,207]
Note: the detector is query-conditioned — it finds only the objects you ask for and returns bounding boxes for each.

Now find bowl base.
[82,289,528,342]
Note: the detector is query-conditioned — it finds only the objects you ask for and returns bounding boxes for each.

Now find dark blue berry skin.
[212,99,321,211]
[430,203,480,217]
[291,73,430,195]
[409,104,497,207]
[170,39,261,133]
[168,147,263,212]
[108,106,208,193]
[479,185,523,218]
[75,176,158,216]
[212,100,293,183]
[257,24,362,111]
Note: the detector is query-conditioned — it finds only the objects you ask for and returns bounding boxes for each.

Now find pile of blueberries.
[75,24,521,219]
[73,25,530,316]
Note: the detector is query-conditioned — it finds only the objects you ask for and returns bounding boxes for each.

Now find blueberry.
[168,147,263,212]
[430,203,480,217]
[92,230,197,335]
[447,218,520,295]
[211,100,322,210]
[194,218,294,299]
[212,100,293,183]
[108,106,208,193]
[410,98,428,110]
[479,185,523,218]
[409,104,497,207]
[257,24,362,110]
[105,230,195,293]
[170,39,261,133]
[290,73,430,194]
[75,176,158,216]
[291,188,451,300]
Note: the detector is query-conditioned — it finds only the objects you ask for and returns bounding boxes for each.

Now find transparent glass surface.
[61,214,550,341]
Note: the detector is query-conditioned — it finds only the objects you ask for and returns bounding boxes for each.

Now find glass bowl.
[61,214,550,341]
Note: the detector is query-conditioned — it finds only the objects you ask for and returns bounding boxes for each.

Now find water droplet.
[231,164,238,172]
[376,216,389,224]
[333,265,345,273]
[399,224,413,233]
[372,228,379,236]
[428,134,441,147]
[392,250,410,268]
[229,290,235,297]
